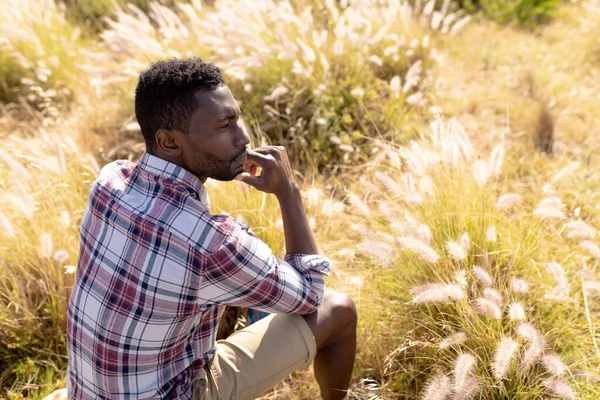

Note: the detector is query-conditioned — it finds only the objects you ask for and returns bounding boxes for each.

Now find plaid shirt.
[67,152,330,399]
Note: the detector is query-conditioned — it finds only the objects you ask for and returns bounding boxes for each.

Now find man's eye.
[220,122,230,129]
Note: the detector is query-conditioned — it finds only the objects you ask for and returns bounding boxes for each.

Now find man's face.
[180,85,250,181]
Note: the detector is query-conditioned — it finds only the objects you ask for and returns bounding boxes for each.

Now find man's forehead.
[194,85,237,109]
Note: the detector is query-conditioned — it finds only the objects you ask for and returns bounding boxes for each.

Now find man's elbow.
[289,290,324,315]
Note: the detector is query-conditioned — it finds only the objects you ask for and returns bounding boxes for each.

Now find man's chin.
[208,170,240,182]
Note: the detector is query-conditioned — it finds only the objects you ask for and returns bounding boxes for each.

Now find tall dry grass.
[1,0,600,399]
[352,118,600,398]
[0,0,87,107]
[82,0,470,169]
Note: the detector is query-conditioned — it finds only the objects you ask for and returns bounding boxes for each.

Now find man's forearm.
[277,184,319,256]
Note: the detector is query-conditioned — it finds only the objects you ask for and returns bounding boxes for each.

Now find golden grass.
[1,0,600,399]
[351,117,600,398]
[0,0,88,105]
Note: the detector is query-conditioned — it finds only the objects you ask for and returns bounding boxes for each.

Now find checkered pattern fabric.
[66,152,330,399]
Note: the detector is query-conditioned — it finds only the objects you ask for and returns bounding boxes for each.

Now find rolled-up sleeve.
[199,219,330,314]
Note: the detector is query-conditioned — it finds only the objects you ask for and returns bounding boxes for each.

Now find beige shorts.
[191,313,317,400]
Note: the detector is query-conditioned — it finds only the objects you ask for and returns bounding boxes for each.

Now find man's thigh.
[194,313,317,400]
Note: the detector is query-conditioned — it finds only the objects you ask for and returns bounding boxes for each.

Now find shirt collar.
[137,152,210,209]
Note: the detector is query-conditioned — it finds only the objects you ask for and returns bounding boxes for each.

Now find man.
[66,58,357,400]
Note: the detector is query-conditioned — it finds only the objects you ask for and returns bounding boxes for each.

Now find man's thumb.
[235,172,261,188]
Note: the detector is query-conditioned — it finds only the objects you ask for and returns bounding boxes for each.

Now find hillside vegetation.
[0,0,599,399]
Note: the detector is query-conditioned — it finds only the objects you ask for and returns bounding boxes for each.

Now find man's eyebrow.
[215,107,241,122]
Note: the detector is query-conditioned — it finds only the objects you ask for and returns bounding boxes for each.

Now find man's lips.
[233,152,248,164]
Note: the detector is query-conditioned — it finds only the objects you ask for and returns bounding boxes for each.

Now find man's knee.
[321,290,357,330]
[302,290,357,347]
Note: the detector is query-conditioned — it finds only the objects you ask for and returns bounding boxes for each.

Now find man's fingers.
[235,172,262,189]
[246,151,276,167]
[251,146,285,160]
[245,163,258,176]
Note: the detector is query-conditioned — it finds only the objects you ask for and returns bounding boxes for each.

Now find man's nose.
[235,122,251,147]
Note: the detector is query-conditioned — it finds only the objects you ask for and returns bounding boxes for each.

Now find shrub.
[352,119,600,399]
[0,0,87,108]
[59,0,189,32]
[462,0,560,26]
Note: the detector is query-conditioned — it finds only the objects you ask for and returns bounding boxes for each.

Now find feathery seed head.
[59,210,71,228]
[348,275,364,288]
[545,261,569,295]
[542,183,555,195]
[455,270,468,287]
[582,280,600,295]
[0,211,15,238]
[263,86,288,101]
[421,372,452,400]
[510,277,530,294]
[376,231,396,243]
[580,240,600,258]
[459,233,470,252]
[517,322,545,375]
[517,323,537,341]
[53,249,69,264]
[534,206,565,220]
[64,265,77,275]
[399,140,434,176]
[440,331,468,349]
[321,199,345,216]
[543,378,575,399]
[508,302,526,321]
[543,353,566,376]
[492,337,519,379]
[360,177,383,196]
[416,223,433,244]
[564,220,596,239]
[411,283,465,304]
[0,148,30,180]
[539,196,563,208]
[496,193,520,209]
[454,353,477,392]
[397,237,441,263]
[303,188,323,207]
[357,240,395,266]
[576,268,595,280]
[483,288,504,306]
[474,297,502,319]
[390,75,401,92]
[419,174,434,195]
[40,232,53,258]
[486,226,497,242]
[517,323,545,348]
[520,341,544,375]
[350,87,365,98]
[543,293,573,302]
[375,171,404,198]
[488,143,505,177]
[473,266,493,287]
[552,161,580,184]
[338,248,355,259]
[347,192,371,217]
[453,375,479,400]
[446,241,467,261]
[472,160,489,186]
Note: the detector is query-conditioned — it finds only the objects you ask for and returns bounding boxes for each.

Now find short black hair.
[134,57,226,149]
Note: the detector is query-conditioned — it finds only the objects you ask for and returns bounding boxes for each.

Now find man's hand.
[236,146,318,256]
[236,146,298,199]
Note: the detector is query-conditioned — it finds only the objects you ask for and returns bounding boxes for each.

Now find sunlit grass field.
[1,0,599,399]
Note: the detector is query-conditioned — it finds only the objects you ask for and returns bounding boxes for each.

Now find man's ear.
[155,129,183,156]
